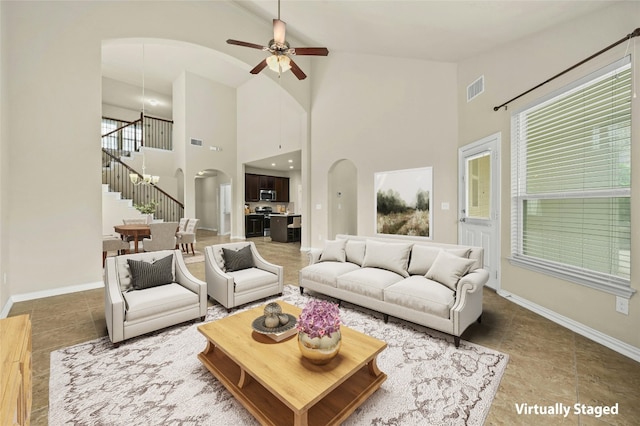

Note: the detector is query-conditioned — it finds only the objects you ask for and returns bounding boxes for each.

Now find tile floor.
[7,230,640,425]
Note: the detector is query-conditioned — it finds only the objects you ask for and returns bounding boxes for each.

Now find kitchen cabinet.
[259,175,275,190]
[274,177,290,202]
[245,173,290,202]
[245,174,260,202]
[270,214,301,243]
[245,214,264,238]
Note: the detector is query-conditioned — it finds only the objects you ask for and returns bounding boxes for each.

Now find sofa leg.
[200,316,206,322]
[477,315,482,324]
[299,286,304,295]
[454,336,460,348]
[383,314,389,324]
[112,342,121,349]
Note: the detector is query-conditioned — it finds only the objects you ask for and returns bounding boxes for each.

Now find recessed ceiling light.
[271,163,276,167]
[288,159,293,163]
[289,166,294,169]
[148,99,159,106]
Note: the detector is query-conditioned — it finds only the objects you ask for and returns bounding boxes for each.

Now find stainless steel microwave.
[259,190,276,201]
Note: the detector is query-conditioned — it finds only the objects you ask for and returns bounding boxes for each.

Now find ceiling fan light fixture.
[266,54,291,74]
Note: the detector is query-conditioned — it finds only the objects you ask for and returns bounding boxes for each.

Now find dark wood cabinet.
[259,175,275,190]
[245,215,264,238]
[245,173,289,202]
[245,174,260,202]
[274,177,290,202]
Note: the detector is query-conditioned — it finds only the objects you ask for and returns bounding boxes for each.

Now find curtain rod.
[493,27,640,112]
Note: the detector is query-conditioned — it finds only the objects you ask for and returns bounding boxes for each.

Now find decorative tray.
[251,313,297,335]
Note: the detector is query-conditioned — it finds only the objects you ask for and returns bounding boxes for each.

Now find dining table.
[113,224,151,253]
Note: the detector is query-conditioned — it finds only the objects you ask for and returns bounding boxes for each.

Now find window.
[510,57,633,297]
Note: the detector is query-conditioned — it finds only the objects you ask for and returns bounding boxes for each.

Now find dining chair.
[177,218,199,255]
[142,222,179,252]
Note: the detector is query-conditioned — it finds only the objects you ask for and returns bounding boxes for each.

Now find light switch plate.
[441,202,450,210]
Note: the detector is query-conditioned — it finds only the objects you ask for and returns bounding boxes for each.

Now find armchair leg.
[383,314,389,323]
[454,336,461,348]
[112,342,121,349]
[299,286,304,295]
[477,315,482,324]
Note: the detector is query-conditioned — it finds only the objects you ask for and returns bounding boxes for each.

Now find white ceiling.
[101,0,617,170]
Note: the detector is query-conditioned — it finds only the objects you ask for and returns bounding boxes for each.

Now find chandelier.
[129,43,159,186]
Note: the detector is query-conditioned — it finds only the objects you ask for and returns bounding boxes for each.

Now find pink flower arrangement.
[296,299,341,339]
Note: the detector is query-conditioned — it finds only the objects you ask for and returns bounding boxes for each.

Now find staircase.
[102,184,149,236]
[101,114,183,228]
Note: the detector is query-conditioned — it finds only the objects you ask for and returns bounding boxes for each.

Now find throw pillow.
[223,245,254,272]
[425,250,475,291]
[362,240,412,277]
[345,240,366,266]
[408,246,471,275]
[319,239,347,262]
[127,255,174,290]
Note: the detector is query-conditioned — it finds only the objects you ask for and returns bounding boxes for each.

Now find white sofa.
[299,234,489,347]
[105,249,207,345]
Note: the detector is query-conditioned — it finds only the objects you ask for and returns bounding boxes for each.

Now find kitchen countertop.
[269,213,301,217]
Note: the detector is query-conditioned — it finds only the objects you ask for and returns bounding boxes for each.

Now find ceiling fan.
[227,0,329,80]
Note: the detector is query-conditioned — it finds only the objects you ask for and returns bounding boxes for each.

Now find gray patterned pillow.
[127,255,174,290]
[223,245,254,272]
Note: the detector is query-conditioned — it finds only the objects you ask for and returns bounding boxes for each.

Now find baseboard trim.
[498,289,640,362]
[1,281,104,319]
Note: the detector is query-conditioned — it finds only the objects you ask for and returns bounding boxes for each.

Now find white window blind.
[510,57,633,297]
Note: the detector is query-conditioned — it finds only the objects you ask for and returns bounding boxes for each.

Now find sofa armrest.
[173,250,207,316]
[307,248,323,265]
[204,246,236,309]
[104,257,125,344]
[450,269,489,336]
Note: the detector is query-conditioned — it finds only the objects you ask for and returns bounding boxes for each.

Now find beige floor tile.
[8,230,640,426]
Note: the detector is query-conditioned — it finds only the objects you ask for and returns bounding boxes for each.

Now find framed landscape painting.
[375,167,432,238]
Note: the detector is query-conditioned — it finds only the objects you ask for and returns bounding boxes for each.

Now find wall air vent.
[190,138,203,146]
[467,76,485,102]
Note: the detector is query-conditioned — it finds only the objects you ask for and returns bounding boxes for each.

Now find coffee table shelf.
[197,301,387,426]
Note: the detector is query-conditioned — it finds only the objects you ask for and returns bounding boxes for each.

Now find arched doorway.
[328,159,357,238]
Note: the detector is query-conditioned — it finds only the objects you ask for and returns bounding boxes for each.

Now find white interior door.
[219,183,231,235]
[458,133,500,290]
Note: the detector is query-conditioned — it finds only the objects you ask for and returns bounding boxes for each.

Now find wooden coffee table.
[197,301,387,426]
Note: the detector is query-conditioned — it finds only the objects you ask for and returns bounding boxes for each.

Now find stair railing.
[102,148,184,223]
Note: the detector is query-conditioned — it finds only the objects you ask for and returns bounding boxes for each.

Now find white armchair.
[104,249,207,346]
[204,242,283,312]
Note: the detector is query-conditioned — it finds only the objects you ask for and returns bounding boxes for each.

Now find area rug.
[49,285,508,425]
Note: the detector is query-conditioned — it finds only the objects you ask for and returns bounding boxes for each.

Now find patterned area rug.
[49,286,508,425]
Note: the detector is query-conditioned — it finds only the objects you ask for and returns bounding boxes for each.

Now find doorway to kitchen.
[328,159,358,239]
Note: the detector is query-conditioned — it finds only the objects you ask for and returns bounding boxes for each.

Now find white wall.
[309,52,458,245]
[0,1,311,310]
[457,1,640,350]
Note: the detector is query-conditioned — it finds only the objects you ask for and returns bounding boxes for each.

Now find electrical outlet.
[616,296,629,315]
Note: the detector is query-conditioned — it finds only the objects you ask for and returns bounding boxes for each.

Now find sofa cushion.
[127,255,174,290]
[426,250,475,291]
[408,246,471,276]
[362,240,412,277]
[337,267,404,300]
[384,276,455,318]
[320,239,347,262]
[123,283,197,322]
[229,268,279,293]
[300,262,360,288]
[223,245,254,272]
[345,240,366,266]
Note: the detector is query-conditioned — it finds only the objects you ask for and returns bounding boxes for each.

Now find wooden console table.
[0,314,32,426]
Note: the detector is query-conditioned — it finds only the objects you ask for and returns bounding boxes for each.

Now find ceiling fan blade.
[273,19,286,45]
[227,39,266,50]
[290,47,329,56]
[250,59,268,75]
[288,58,307,80]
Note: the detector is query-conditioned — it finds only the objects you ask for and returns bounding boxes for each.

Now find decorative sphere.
[264,302,282,316]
